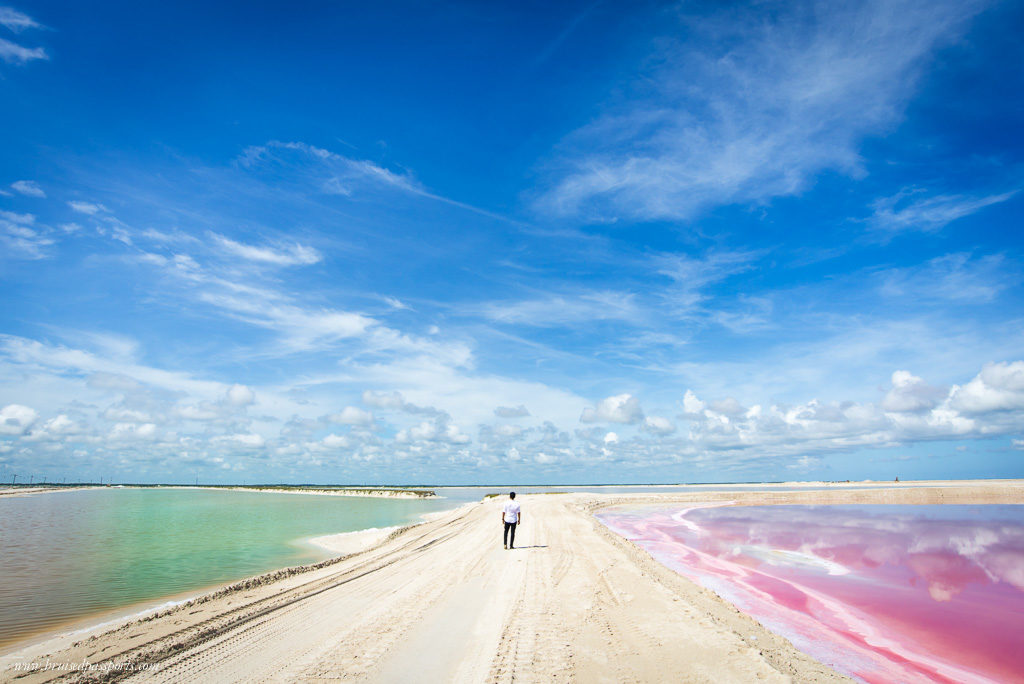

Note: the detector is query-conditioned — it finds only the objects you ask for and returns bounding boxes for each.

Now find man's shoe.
[503,544,507,549]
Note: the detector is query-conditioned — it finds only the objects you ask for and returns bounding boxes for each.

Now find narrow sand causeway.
[3,483,1021,683]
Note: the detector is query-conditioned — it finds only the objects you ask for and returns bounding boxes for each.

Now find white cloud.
[0,404,38,434]
[325,406,374,425]
[211,233,322,266]
[10,180,44,197]
[197,286,373,351]
[0,210,33,224]
[870,189,1017,234]
[225,384,255,406]
[494,405,530,418]
[949,362,1024,414]
[176,404,220,421]
[322,433,351,448]
[362,390,407,409]
[213,433,265,448]
[383,296,409,310]
[681,390,705,416]
[603,431,619,444]
[395,418,471,444]
[642,415,677,436]
[1,211,53,258]
[110,422,157,441]
[67,201,107,215]
[41,414,79,435]
[580,393,644,424]
[654,250,758,312]
[0,7,41,32]
[672,361,1024,462]
[240,141,426,196]
[103,407,153,423]
[882,371,946,413]
[879,253,1015,303]
[240,140,513,223]
[483,291,641,327]
[534,0,989,222]
[0,37,46,64]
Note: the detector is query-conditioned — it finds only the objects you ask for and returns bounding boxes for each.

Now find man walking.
[502,491,522,550]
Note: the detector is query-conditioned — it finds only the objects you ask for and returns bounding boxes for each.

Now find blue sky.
[1,0,1022,485]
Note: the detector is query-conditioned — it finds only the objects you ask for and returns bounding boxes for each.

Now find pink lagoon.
[598,504,1024,683]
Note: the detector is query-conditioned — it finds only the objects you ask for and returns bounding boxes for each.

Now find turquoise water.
[0,488,463,650]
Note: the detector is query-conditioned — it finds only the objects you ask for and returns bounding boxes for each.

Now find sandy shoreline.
[2,480,1021,682]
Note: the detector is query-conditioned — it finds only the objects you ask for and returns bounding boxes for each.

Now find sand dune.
[3,481,1021,683]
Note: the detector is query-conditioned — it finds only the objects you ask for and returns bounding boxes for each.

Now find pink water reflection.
[598,504,1024,683]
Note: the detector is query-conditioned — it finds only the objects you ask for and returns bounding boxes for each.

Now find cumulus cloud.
[213,433,265,448]
[322,433,351,448]
[10,180,44,197]
[395,418,471,444]
[580,393,644,424]
[675,361,1024,460]
[109,422,157,441]
[949,362,1024,414]
[642,416,677,436]
[882,371,946,413]
[41,414,80,435]
[494,405,530,418]
[225,384,255,406]
[681,390,705,416]
[0,404,38,434]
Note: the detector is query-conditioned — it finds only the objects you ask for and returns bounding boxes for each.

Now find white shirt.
[503,500,521,523]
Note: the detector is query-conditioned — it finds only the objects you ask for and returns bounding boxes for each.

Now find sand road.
[6,483,1020,683]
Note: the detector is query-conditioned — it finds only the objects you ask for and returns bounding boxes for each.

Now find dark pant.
[503,521,517,548]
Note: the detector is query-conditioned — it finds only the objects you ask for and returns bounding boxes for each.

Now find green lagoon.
[0,487,464,651]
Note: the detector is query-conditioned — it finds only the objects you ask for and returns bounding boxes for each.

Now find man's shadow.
[510,545,548,549]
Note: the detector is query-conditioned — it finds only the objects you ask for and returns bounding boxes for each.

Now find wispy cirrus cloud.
[868,188,1017,234]
[0,7,41,32]
[210,233,322,267]
[67,200,108,215]
[0,36,44,63]
[0,6,46,65]
[878,253,1017,303]
[10,180,45,197]
[534,0,991,223]
[482,290,641,327]
[0,210,53,258]
[241,140,518,223]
